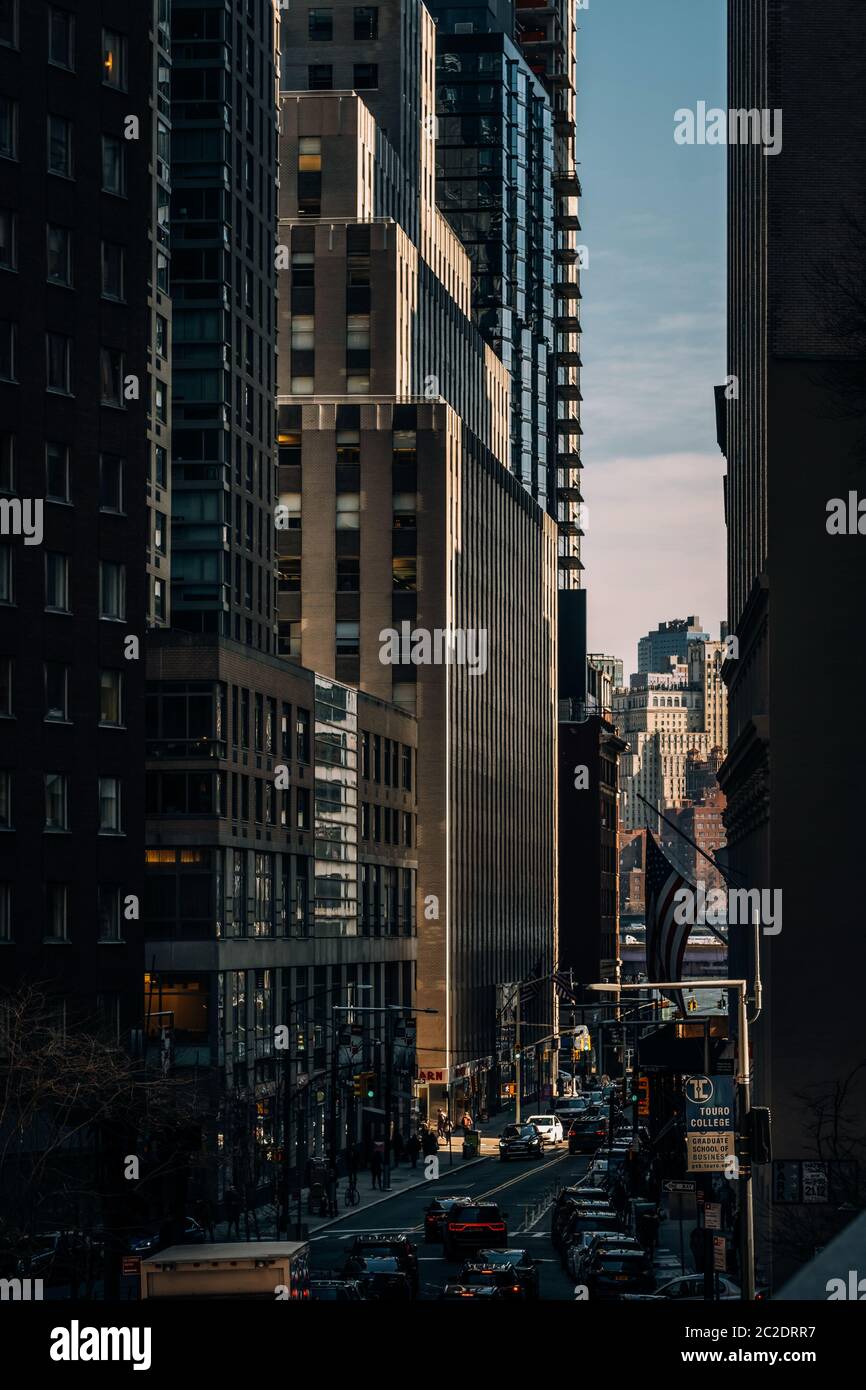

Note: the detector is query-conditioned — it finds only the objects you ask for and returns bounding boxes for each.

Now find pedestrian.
[436,1108,447,1138]
[461,1111,474,1133]
[392,1128,404,1166]
[224,1184,241,1239]
[443,1115,453,1141]
[407,1133,420,1169]
[370,1148,384,1190]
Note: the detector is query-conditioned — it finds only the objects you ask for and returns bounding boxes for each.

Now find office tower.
[720,0,866,1284]
[276,0,558,1118]
[168,0,280,652]
[687,638,727,752]
[0,0,171,1038]
[144,634,418,1189]
[587,653,624,691]
[637,616,710,674]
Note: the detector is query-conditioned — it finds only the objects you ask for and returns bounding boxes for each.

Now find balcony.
[557,350,582,366]
[554,313,581,333]
[554,279,582,298]
[556,448,583,467]
[557,467,582,498]
[557,415,583,435]
[553,168,583,197]
[554,205,581,231]
[557,382,583,401]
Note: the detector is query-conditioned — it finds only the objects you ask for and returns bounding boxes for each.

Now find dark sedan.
[476,1247,540,1299]
[568,1118,609,1154]
[498,1123,543,1161]
[424,1196,472,1243]
[344,1235,418,1292]
[453,1263,525,1299]
[348,1257,413,1301]
[585,1248,656,1300]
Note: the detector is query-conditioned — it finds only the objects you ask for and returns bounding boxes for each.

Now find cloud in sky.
[582,451,727,674]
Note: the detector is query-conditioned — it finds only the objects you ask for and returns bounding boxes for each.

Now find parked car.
[126,1216,205,1258]
[442,1202,508,1261]
[566,1228,634,1279]
[499,1123,544,1161]
[572,1232,644,1281]
[344,1234,418,1292]
[424,1196,472,1243]
[623,1273,744,1302]
[525,1114,564,1146]
[555,1201,619,1256]
[585,1248,656,1300]
[476,1247,540,1299]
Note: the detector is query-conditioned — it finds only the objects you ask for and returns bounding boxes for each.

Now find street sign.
[712,1235,727,1272]
[665,1180,697,1222]
[687,1132,734,1172]
[665,1180,696,1193]
[122,1256,141,1277]
[704,1202,722,1230]
[684,1074,735,1172]
[802,1161,829,1204]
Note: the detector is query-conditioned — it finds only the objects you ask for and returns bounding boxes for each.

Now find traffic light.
[637,1074,650,1117]
[352,1074,363,1098]
[748,1106,772,1163]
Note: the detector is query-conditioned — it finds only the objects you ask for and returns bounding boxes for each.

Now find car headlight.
[499,1140,506,1147]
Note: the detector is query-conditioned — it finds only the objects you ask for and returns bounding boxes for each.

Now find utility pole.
[383,1009,395,1190]
[515,1002,522,1124]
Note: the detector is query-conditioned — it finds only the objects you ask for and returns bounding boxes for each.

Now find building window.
[46,884,68,940]
[0,883,11,941]
[336,558,359,592]
[0,546,12,603]
[0,434,11,491]
[99,670,123,727]
[45,661,69,721]
[296,787,310,829]
[353,63,378,89]
[44,773,68,831]
[101,134,125,195]
[0,209,16,270]
[354,6,378,39]
[0,97,17,160]
[0,656,10,717]
[0,1,18,49]
[0,321,16,382]
[101,241,125,300]
[153,576,166,621]
[99,560,126,620]
[98,776,122,833]
[99,348,124,406]
[155,446,167,487]
[336,622,360,656]
[47,114,73,178]
[155,314,168,358]
[98,885,123,942]
[291,314,315,351]
[45,552,69,611]
[0,769,10,828]
[46,332,71,393]
[47,224,72,285]
[48,6,75,68]
[308,8,333,40]
[99,454,124,512]
[46,442,70,503]
[308,64,333,91]
[102,29,128,89]
[393,556,417,591]
[336,493,360,529]
[402,744,412,790]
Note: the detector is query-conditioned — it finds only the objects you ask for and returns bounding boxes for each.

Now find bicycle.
[344,1179,360,1207]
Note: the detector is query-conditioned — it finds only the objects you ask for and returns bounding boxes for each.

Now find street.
[309,1145,588,1300]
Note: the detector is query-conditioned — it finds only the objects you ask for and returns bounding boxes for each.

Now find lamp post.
[588,978,756,1302]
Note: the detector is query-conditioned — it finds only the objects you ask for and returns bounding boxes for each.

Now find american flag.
[645,831,694,1015]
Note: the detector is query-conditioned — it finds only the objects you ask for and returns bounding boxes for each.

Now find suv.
[454,1262,525,1299]
[525,1114,564,1146]
[344,1234,418,1291]
[424,1196,471,1243]
[443,1203,508,1260]
[499,1123,543,1161]
[585,1247,656,1300]
[568,1117,609,1154]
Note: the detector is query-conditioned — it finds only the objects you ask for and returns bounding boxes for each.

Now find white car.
[525,1114,563,1146]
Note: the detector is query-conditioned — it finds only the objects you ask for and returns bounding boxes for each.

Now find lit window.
[291,315,315,350]
[298,137,322,172]
[99,670,123,726]
[102,29,128,90]
[336,493,360,529]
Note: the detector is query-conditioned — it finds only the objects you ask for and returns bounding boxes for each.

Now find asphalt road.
[310,1144,591,1300]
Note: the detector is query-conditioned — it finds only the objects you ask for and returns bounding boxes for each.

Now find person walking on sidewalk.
[370,1148,384,1190]
[436,1108,447,1139]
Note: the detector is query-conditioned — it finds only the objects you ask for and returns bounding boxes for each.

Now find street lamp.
[588,978,756,1302]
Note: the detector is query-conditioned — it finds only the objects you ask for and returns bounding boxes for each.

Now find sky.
[576,0,728,676]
